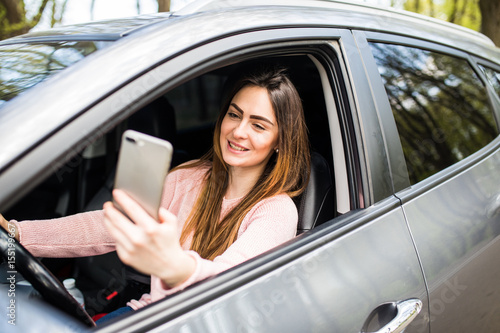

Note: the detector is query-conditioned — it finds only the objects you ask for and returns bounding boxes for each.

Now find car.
[0,0,499,332]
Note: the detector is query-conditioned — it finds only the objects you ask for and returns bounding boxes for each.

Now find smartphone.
[113,130,173,221]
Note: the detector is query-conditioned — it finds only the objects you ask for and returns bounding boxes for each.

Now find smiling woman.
[176,64,310,262]
[221,86,279,184]
[1,62,311,324]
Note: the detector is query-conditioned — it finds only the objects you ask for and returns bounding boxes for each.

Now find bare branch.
[28,0,50,29]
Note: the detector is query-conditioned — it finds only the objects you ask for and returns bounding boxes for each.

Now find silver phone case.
[113,130,173,220]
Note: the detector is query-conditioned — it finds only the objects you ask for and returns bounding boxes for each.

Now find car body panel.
[398,146,500,332]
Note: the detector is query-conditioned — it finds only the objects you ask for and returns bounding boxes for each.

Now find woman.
[0,64,310,320]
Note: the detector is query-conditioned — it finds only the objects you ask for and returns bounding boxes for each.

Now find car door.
[357,31,500,332]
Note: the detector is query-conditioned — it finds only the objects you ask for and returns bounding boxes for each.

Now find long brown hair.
[177,63,310,260]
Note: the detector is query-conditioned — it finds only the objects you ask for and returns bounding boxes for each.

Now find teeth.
[229,142,247,151]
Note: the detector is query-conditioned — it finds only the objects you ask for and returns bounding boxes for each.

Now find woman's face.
[220,85,279,174]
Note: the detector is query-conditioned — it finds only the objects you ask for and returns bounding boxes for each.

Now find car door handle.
[361,298,423,333]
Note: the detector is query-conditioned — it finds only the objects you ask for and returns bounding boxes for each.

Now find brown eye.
[254,123,265,131]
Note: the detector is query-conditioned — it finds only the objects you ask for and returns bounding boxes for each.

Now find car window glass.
[0,41,111,107]
[478,64,500,99]
[369,43,498,184]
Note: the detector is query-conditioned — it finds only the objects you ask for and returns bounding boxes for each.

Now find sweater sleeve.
[12,210,115,258]
[145,194,298,304]
[11,166,189,259]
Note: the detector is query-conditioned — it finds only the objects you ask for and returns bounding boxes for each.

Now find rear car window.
[369,43,498,184]
[479,65,500,99]
[0,41,111,107]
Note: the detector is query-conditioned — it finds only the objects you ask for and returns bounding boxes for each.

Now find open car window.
[3,47,348,323]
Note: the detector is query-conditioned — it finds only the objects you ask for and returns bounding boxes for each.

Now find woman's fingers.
[103,192,187,283]
[0,214,18,240]
[0,214,8,230]
[103,201,138,252]
[158,207,177,225]
[112,189,157,227]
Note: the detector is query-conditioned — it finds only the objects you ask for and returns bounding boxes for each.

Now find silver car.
[0,0,499,332]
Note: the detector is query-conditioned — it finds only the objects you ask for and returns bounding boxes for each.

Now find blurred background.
[0,0,498,45]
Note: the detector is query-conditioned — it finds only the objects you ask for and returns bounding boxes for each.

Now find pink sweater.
[14,163,298,309]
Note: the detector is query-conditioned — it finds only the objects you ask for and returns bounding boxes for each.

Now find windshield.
[0,40,112,107]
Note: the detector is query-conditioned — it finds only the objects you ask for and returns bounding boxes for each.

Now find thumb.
[158,207,177,225]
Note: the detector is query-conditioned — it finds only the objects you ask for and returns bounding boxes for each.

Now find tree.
[158,0,170,12]
[90,0,170,18]
[401,0,499,46]
[1,0,169,41]
[1,0,48,39]
[479,0,500,46]
[0,0,69,40]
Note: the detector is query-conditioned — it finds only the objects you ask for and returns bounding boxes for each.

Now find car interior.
[3,52,345,318]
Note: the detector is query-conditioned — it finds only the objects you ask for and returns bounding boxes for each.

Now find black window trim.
[472,58,500,127]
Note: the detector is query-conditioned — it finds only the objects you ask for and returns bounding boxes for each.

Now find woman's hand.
[103,190,195,288]
[0,214,18,240]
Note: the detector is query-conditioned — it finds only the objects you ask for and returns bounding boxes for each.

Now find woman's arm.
[2,210,115,258]
[0,166,186,259]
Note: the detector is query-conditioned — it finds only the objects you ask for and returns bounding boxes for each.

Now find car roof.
[0,0,495,50]
[175,0,495,47]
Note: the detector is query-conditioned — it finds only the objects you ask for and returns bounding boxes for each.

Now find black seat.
[294,152,336,234]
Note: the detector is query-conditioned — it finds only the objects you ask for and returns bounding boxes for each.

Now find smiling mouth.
[228,141,249,151]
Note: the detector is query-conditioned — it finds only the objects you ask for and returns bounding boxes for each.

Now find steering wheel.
[0,226,95,327]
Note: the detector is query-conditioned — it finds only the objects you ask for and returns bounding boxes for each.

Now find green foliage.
[0,0,65,40]
[402,0,481,31]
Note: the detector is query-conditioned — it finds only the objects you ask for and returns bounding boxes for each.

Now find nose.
[232,121,248,139]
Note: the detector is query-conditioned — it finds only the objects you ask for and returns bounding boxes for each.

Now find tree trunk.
[1,0,25,24]
[479,0,500,46]
[0,0,50,40]
[428,0,434,17]
[448,0,459,24]
[158,0,170,12]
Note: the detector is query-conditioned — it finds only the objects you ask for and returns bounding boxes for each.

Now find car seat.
[294,152,336,234]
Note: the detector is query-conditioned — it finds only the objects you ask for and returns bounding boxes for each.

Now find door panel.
[354,30,500,332]
[401,149,500,332]
[149,200,428,332]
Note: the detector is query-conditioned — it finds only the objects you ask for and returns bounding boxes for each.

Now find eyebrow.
[230,103,275,126]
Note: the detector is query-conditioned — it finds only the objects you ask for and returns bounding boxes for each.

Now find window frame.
[473,58,500,127]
